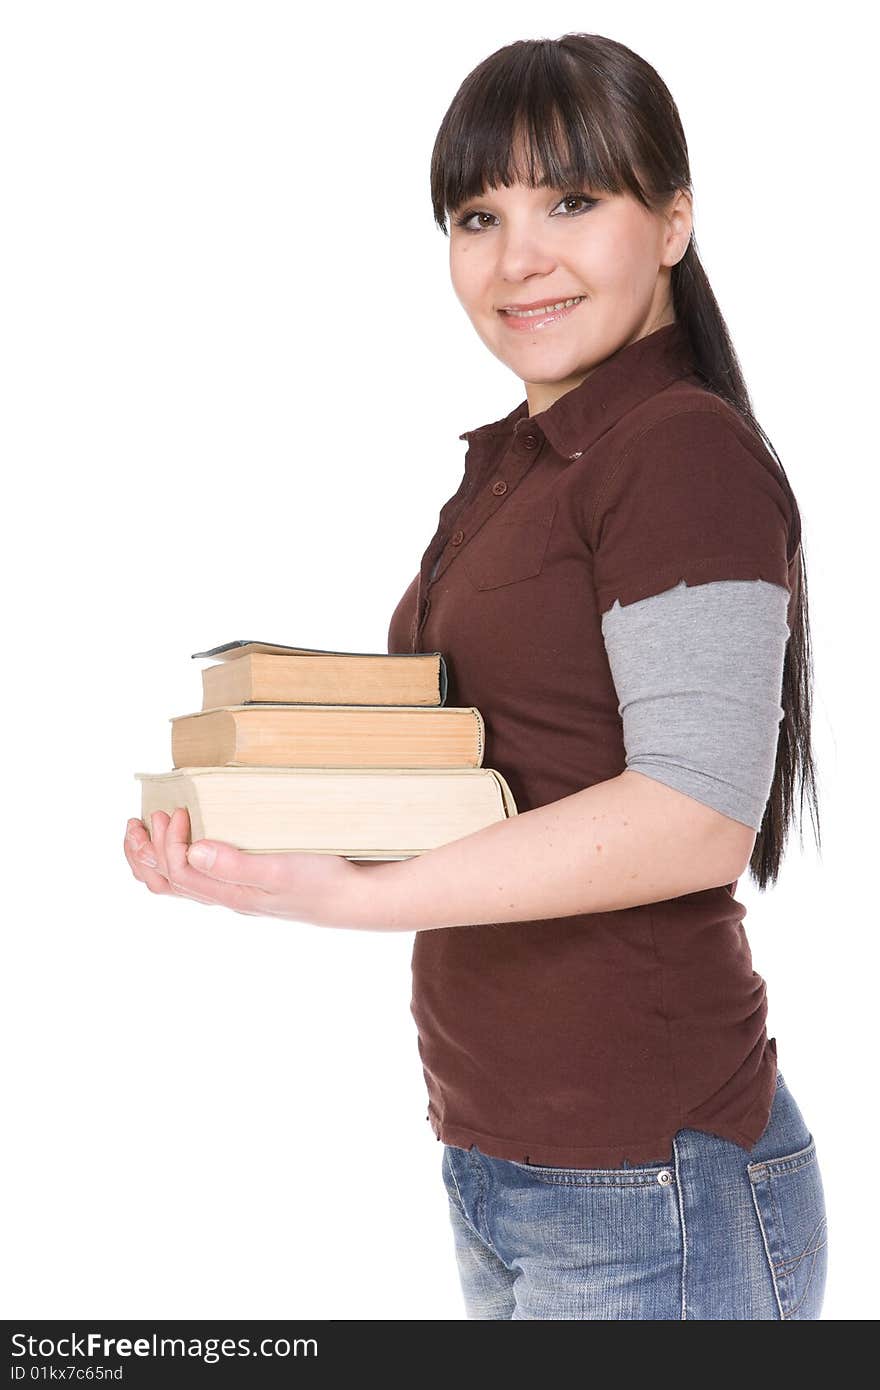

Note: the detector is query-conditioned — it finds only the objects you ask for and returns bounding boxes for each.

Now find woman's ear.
[664,188,693,267]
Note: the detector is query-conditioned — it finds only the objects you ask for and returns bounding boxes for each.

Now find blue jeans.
[441,1069,827,1319]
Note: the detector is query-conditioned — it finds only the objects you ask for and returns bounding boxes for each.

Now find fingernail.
[187,844,215,869]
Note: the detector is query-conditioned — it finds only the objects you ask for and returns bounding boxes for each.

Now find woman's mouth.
[497,295,586,332]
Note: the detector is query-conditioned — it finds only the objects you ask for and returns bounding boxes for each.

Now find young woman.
[124,33,828,1319]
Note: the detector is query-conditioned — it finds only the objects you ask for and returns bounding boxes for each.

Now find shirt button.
[521,432,539,450]
[450,529,464,545]
[491,479,508,495]
[657,1169,674,1185]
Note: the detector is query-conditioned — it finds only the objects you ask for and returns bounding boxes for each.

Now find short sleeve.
[590,409,794,614]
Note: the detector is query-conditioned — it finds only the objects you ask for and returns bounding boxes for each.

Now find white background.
[2,0,874,1321]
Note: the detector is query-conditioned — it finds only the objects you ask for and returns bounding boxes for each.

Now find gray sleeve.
[599,578,790,831]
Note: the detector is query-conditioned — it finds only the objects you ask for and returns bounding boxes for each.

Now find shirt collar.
[457,321,698,460]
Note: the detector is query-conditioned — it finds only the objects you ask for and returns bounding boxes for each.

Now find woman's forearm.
[344,769,753,932]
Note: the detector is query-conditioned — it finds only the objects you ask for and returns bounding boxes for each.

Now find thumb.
[186,840,278,890]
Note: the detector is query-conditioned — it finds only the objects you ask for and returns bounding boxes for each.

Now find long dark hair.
[429,33,820,890]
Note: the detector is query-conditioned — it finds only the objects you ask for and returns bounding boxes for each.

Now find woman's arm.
[344,768,755,931]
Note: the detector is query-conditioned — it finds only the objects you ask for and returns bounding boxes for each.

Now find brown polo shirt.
[386,321,800,1168]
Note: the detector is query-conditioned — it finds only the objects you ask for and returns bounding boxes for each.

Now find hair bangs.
[430,41,647,233]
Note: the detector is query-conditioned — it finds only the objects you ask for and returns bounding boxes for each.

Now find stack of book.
[135,640,518,861]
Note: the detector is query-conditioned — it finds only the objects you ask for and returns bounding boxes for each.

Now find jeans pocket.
[747,1138,828,1319]
[501,1157,676,1188]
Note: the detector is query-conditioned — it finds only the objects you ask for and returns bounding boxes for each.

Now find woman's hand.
[123,808,377,928]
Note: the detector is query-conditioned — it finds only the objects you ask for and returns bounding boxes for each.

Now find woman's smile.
[497,295,586,332]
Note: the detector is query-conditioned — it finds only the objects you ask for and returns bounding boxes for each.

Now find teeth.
[504,296,584,317]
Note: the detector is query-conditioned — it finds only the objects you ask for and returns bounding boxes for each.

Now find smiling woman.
[123,27,828,1321]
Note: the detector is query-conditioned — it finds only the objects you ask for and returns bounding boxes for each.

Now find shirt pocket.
[460,497,557,591]
[747,1137,828,1319]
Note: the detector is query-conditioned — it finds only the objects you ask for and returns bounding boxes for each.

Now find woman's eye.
[453,193,596,232]
[554,194,596,216]
[454,209,496,231]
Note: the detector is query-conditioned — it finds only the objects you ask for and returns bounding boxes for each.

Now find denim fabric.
[441,1070,827,1319]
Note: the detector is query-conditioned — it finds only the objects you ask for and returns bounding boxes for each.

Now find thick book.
[170,703,484,770]
[136,766,517,861]
[191,641,447,709]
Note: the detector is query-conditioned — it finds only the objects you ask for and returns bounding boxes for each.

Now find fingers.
[124,809,274,914]
[124,818,173,896]
[163,806,264,909]
[150,808,171,875]
[125,811,215,905]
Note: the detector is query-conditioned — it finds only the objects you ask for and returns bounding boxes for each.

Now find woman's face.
[448,175,692,414]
